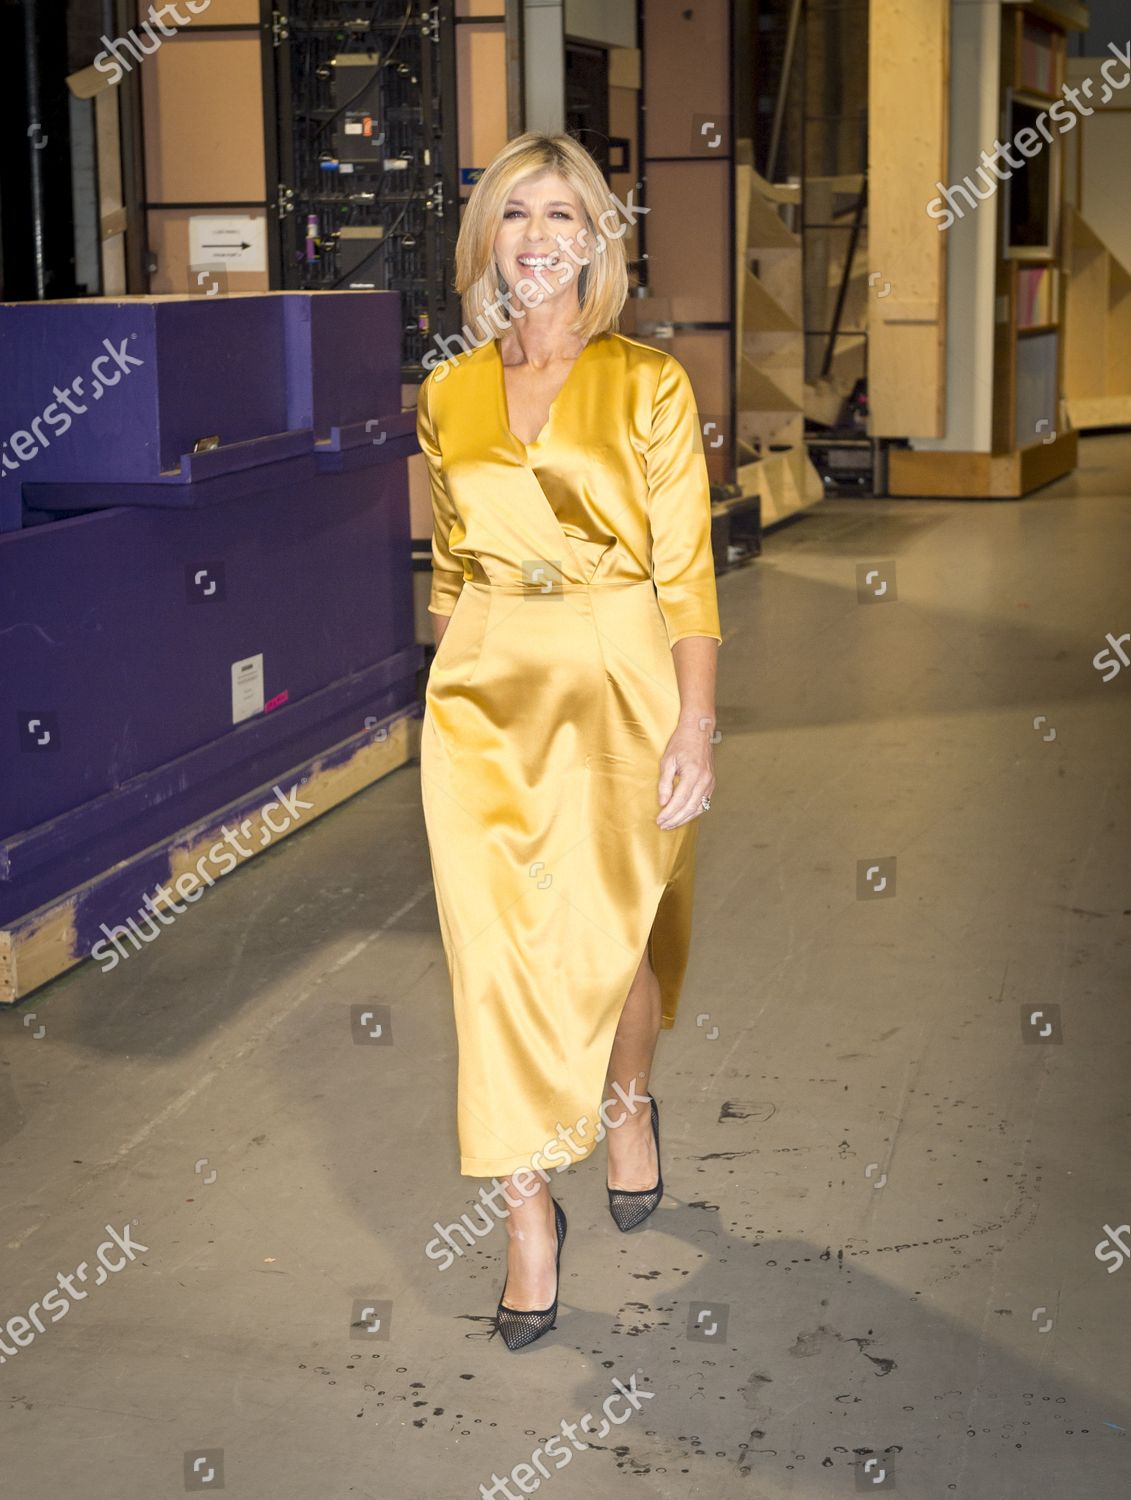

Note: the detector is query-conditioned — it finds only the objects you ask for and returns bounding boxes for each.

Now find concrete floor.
[3,433,1130,1499]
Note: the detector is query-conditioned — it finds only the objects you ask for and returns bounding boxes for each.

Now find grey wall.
[1074,0,1128,55]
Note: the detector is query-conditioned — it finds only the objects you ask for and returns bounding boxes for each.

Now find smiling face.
[493,169,593,307]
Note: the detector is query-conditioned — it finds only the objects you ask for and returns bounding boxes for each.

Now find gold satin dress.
[417,330,723,1178]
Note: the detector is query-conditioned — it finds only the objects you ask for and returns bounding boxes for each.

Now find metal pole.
[22,0,47,298]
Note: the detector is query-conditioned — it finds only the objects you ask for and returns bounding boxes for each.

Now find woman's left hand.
[656,716,716,829]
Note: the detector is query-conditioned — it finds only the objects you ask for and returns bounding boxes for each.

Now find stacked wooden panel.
[734,161,821,525]
[1064,207,1131,430]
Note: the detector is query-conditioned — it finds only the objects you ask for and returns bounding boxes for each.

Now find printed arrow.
[202,241,251,250]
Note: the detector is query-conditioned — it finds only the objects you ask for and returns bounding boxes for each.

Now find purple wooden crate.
[0,290,422,927]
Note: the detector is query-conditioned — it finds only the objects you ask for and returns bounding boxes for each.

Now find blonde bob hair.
[454,132,631,345]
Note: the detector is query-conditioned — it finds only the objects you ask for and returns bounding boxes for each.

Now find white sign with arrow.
[188,215,267,272]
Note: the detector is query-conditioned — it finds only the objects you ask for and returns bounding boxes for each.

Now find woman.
[417,132,722,1350]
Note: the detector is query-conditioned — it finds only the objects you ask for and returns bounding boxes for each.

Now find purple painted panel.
[152,299,288,470]
[24,449,323,511]
[283,291,403,439]
[2,701,422,927]
[71,846,187,962]
[46,712,418,969]
[4,645,418,883]
[0,298,289,483]
[1,460,415,837]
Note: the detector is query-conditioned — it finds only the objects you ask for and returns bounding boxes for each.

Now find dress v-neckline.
[493,334,598,457]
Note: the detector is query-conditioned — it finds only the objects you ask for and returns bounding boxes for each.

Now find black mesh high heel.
[494,1197,567,1351]
[607,1095,662,1231]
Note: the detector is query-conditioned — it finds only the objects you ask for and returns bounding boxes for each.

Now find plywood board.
[1064,206,1131,411]
[737,355,802,414]
[742,331,805,372]
[457,22,508,182]
[1078,107,1131,273]
[142,33,265,203]
[1065,253,1109,398]
[1066,394,1131,428]
[95,86,126,295]
[608,47,641,89]
[147,209,270,295]
[743,178,801,252]
[868,0,949,437]
[642,160,730,324]
[643,0,730,160]
[890,427,1077,496]
[136,0,262,20]
[756,254,803,319]
[1106,259,1131,393]
[737,408,804,453]
[741,270,800,333]
[737,447,823,527]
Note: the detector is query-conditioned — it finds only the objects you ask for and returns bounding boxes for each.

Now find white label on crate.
[384,159,407,171]
[188,215,267,272]
[345,121,363,134]
[232,654,264,724]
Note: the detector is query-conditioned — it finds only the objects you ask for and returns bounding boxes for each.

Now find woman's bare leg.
[499,1172,558,1310]
[605,940,662,1189]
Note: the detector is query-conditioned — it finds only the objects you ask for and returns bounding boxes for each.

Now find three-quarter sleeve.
[643,354,723,649]
[417,370,466,616]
